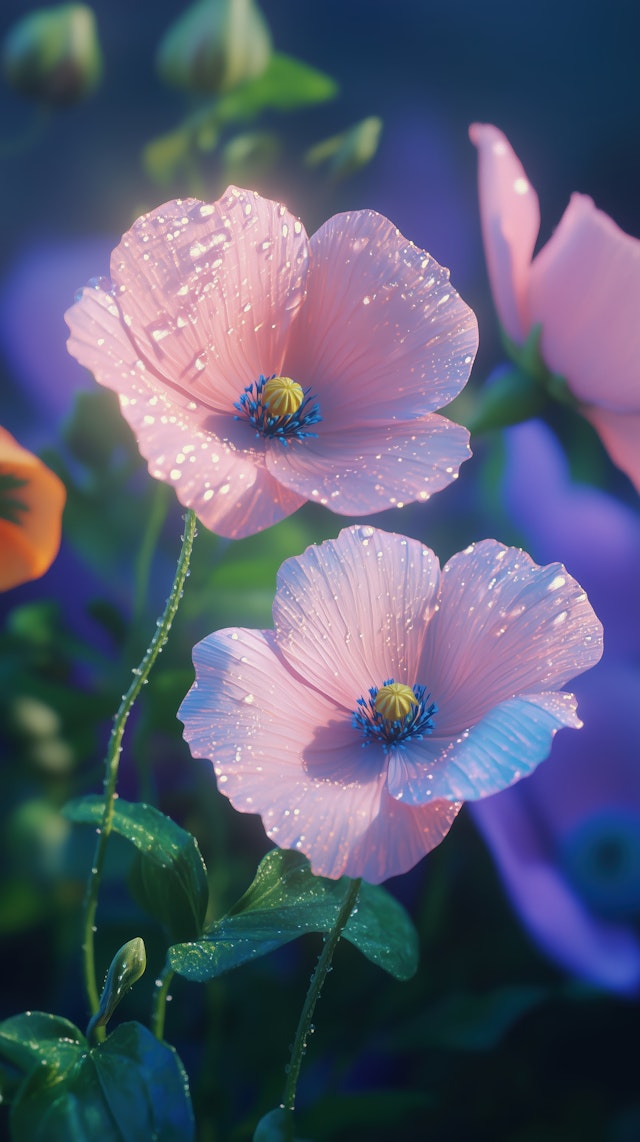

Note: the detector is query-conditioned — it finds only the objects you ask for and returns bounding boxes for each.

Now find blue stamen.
[234,374,322,445]
[353,679,437,753]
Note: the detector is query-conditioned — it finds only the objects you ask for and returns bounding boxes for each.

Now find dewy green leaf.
[0,1013,85,1104]
[9,1021,194,1141]
[169,850,418,983]
[63,797,209,942]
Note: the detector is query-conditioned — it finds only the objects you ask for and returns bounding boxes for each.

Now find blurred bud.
[156,0,272,95]
[88,937,147,1039]
[305,116,383,182]
[1,4,102,107]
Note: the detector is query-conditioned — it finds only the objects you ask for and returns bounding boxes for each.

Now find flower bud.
[2,4,102,107]
[156,0,272,95]
[87,937,147,1039]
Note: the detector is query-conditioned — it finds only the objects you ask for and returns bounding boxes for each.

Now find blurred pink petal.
[529,193,640,410]
[469,123,540,343]
[66,187,478,537]
[180,526,602,882]
[471,124,640,491]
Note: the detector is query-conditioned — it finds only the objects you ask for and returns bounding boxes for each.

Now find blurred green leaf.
[9,1020,194,1140]
[169,849,418,982]
[211,52,338,124]
[62,797,209,942]
[398,985,550,1051]
[305,116,383,181]
[62,389,138,473]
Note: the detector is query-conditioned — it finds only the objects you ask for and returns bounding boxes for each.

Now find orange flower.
[0,427,66,591]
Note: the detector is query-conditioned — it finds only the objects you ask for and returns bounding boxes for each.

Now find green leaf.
[397,985,549,1052]
[169,849,418,983]
[0,1013,85,1104]
[10,1021,194,1141]
[305,116,383,182]
[63,797,209,941]
[211,52,338,124]
[253,1107,294,1142]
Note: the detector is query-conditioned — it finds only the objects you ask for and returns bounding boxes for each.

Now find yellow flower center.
[374,682,419,723]
[262,376,304,417]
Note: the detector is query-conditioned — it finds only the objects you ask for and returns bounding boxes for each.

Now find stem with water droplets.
[81,510,197,1026]
[282,876,362,1111]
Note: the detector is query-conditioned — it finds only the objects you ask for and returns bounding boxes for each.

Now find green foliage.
[169,849,419,983]
[0,1017,193,1141]
[305,116,383,182]
[144,52,338,185]
[62,797,209,942]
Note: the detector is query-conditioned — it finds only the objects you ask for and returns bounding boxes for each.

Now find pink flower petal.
[584,406,640,494]
[529,192,640,410]
[266,414,470,515]
[386,690,581,804]
[65,285,305,537]
[420,540,603,734]
[273,526,441,712]
[469,123,540,343]
[179,626,459,881]
[282,209,478,428]
[106,189,310,409]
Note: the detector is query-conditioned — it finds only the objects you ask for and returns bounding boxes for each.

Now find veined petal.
[266,414,470,514]
[529,193,640,411]
[0,427,66,591]
[387,691,581,804]
[420,540,603,734]
[282,208,478,427]
[66,284,305,536]
[69,189,310,412]
[273,526,441,712]
[470,122,540,343]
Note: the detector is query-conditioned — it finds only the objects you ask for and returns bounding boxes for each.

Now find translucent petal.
[273,526,441,712]
[419,540,603,734]
[386,691,581,803]
[66,284,305,536]
[470,122,540,343]
[266,414,470,514]
[585,405,640,493]
[104,190,310,409]
[179,628,459,881]
[529,193,640,410]
[282,208,478,427]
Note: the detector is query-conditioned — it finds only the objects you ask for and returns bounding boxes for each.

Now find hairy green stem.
[82,509,198,1024]
[151,963,175,1041]
[282,876,362,1112]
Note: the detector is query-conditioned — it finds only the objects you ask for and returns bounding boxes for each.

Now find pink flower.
[64,188,478,539]
[178,525,602,883]
[470,122,640,492]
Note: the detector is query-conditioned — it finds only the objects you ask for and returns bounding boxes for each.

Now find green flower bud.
[156,0,272,95]
[2,4,102,107]
[87,937,146,1039]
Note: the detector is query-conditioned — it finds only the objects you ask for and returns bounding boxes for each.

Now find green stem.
[81,509,198,1024]
[282,876,362,1112]
[133,481,171,629]
[151,963,175,1041]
